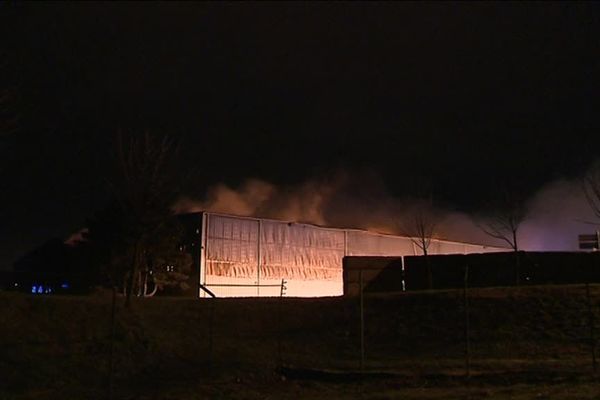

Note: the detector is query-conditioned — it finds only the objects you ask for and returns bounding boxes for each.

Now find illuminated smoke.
[173,165,600,252]
[174,179,276,217]
[173,177,335,225]
[172,171,498,245]
[519,178,598,251]
[437,211,493,246]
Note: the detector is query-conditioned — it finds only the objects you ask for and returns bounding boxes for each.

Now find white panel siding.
[199,212,506,297]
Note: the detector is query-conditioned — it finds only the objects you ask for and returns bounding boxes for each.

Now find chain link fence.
[277,268,600,385]
[3,260,600,398]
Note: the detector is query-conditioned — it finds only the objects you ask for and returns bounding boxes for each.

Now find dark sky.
[1,2,599,267]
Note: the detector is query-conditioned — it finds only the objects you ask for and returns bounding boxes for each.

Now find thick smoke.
[173,177,334,226]
[519,178,598,251]
[172,171,500,246]
[174,171,412,231]
[173,167,600,251]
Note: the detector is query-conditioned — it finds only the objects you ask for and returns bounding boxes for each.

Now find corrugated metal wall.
[200,213,505,297]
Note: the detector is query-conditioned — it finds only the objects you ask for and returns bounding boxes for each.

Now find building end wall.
[343,256,404,296]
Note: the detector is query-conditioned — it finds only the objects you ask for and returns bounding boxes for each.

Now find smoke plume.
[518,178,598,251]
[173,166,600,251]
[173,171,498,246]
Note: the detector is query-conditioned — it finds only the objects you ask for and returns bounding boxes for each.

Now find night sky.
[2,2,599,268]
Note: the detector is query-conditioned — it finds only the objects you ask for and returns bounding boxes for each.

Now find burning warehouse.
[179,212,505,298]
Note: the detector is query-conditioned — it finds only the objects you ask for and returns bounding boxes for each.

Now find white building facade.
[180,212,505,297]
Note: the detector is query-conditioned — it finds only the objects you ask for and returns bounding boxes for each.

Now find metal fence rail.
[203,279,287,297]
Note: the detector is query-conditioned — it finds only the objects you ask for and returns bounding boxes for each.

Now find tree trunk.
[514,250,521,287]
[513,229,520,287]
[125,238,142,308]
[424,246,433,290]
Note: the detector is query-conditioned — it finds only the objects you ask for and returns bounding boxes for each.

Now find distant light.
[37,286,43,294]
[61,282,69,289]
[14,283,18,287]
[31,285,37,294]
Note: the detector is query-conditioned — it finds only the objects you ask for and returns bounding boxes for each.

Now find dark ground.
[3,285,600,399]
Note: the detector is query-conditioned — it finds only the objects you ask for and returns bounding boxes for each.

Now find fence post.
[257,220,261,296]
[208,298,215,371]
[359,268,365,373]
[463,264,471,381]
[277,279,286,367]
[279,279,286,297]
[107,286,117,400]
[586,282,597,374]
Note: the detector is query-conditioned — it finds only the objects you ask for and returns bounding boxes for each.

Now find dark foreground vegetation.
[3,285,600,399]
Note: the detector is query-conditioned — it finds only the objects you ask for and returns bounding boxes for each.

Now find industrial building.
[179,212,506,298]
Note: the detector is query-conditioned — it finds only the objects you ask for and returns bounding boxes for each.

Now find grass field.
[3,285,600,399]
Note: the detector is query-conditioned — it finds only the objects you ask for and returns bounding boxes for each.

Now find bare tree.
[399,204,437,256]
[583,161,600,220]
[396,197,439,289]
[478,191,527,285]
[101,131,186,306]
